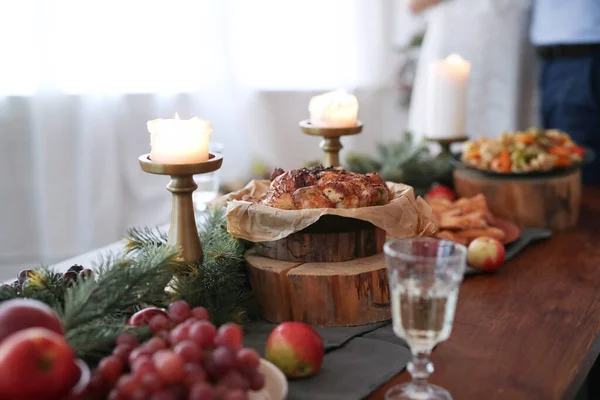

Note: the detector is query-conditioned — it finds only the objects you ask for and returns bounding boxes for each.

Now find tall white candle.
[426,54,471,139]
[309,89,359,128]
[148,113,212,164]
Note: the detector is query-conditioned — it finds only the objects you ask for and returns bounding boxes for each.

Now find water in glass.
[193,142,223,212]
[384,238,467,400]
[391,278,458,354]
[193,173,220,206]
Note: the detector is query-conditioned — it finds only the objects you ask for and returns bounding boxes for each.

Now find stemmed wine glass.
[193,142,224,213]
[384,238,467,400]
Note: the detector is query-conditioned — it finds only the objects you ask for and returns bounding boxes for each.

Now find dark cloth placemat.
[243,321,411,400]
[286,337,410,400]
[465,227,552,276]
[243,321,389,353]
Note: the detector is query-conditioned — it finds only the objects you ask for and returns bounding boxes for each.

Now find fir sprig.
[23,267,68,310]
[173,208,256,325]
[60,245,178,331]
[124,207,257,326]
[345,131,452,194]
[124,227,168,255]
[0,266,67,308]
[0,207,257,364]
[0,284,21,302]
[66,321,150,364]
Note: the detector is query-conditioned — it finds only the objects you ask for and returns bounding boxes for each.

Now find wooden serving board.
[454,168,581,231]
[245,250,390,327]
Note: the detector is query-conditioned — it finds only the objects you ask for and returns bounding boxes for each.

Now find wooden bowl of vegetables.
[453,128,593,178]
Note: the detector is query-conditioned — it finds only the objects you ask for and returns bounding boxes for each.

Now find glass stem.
[408,350,434,388]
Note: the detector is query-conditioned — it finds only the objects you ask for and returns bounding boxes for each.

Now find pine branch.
[344,152,382,174]
[345,132,451,192]
[66,320,151,365]
[22,267,68,310]
[0,266,71,309]
[124,227,168,255]
[0,284,21,302]
[60,245,178,331]
[171,207,258,326]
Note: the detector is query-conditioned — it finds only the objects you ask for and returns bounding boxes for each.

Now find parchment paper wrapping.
[218,180,437,242]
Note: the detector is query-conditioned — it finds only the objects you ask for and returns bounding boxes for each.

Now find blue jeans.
[540,49,600,184]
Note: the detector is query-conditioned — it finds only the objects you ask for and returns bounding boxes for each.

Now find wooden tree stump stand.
[245,250,390,327]
[454,168,581,231]
[253,216,387,263]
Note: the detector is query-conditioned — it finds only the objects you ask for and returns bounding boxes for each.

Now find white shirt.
[408,0,537,139]
[531,0,600,45]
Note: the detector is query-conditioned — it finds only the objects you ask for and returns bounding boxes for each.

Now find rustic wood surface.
[454,168,581,231]
[245,251,391,326]
[253,227,386,262]
[253,216,386,262]
[245,253,301,323]
[287,253,390,326]
[369,187,600,400]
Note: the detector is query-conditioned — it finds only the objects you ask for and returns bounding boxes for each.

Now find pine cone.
[62,271,79,284]
[79,269,94,280]
[68,265,84,274]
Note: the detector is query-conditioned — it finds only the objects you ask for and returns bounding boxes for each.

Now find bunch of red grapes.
[78,301,264,400]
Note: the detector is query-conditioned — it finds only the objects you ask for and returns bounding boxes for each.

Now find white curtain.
[0,0,409,272]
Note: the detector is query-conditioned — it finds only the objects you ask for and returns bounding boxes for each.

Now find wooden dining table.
[52,188,600,400]
[370,186,600,400]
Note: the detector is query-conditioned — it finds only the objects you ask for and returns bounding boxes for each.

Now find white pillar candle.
[426,54,471,139]
[148,113,212,164]
[309,89,359,128]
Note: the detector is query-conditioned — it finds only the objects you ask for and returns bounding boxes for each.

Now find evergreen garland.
[344,132,452,195]
[125,208,257,327]
[60,245,178,331]
[65,321,150,364]
[0,208,256,365]
[124,227,168,255]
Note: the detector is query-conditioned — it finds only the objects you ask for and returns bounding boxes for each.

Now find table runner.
[244,321,411,400]
[49,224,552,399]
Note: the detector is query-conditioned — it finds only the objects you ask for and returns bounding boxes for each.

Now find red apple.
[265,322,324,378]
[0,298,64,343]
[0,328,79,400]
[467,236,506,271]
[127,307,168,327]
[425,184,455,202]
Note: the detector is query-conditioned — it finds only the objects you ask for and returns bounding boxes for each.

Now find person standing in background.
[405,0,537,140]
[532,0,600,184]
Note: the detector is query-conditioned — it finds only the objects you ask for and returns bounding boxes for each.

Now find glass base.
[385,383,453,400]
[194,202,208,212]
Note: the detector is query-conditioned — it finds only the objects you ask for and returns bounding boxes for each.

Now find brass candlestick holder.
[424,136,468,188]
[139,152,223,264]
[300,120,363,167]
[424,136,469,157]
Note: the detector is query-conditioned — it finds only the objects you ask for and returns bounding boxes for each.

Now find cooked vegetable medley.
[461,128,585,173]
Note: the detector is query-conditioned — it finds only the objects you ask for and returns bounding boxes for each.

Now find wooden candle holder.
[299,120,363,167]
[139,152,223,263]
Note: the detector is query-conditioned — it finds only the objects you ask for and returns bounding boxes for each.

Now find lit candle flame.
[445,54,465,65]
